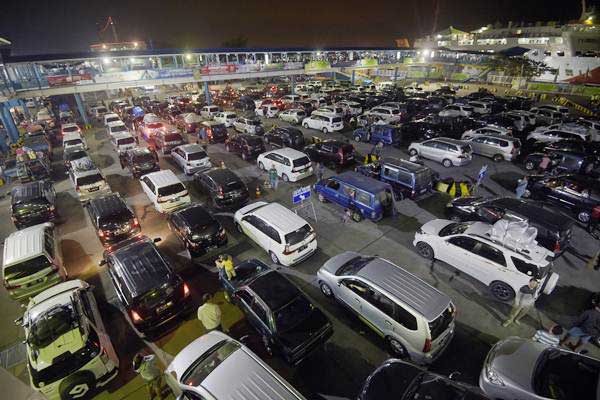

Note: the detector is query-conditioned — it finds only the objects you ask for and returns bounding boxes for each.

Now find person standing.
[197,293,223,332]
[133,353,164,399]
[315,161,324,182]
[515,176,529,199]
[215,254,236,280]
[502,278,539,327]
[268,165,278,189]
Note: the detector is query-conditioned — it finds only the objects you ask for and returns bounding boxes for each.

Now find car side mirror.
[98,259,107,267]
[153,237,162,243]
[14,317,23,326]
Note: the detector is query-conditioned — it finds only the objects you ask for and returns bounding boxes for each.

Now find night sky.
[0,0,596,55]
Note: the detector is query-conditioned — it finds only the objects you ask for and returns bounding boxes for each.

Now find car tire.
[416,242,434,259]
[387,337,410,359]
[224,291,231,303]
[524,161,535,171]
[303,123,309,129]
[235,223,243,233]
[354,135,362,142]
[282,173,289,182]
[351,210,363,222]
[577,210,591,223]
[322,128,328,134]
[409,148,418,156]
[442,158,453,168]
[58,371,96,400]
[493,154,504,162]
[317,193,327,202]
[262,335,274,356]
[269,251,280,265]
[490,281,515,301]
[320,282,334,298]
[258,162,265,170]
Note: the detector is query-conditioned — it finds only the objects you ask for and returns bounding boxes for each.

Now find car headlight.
[486,366,505,386]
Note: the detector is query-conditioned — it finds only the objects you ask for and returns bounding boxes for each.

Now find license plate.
[298,244,308,252]
[89,187,99,192]
[156,301,173,314]
[170,198,179,203]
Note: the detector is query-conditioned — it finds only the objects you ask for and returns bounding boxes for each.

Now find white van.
[62,132,88,151]
[68,161,112,203]
[256,104,280,118]
[302,114,344,133]
[111,132,137,154]
[214,111,237,127]
[200,105,221,119]
[140,169,191,213]
[103,113,121,127]
[234,201,317,266]
[257,148,313,182]
[2,223,66,300]
[107,121,129,137]
[19,279,119,400]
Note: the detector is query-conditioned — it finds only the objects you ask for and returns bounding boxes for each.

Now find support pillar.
[394,67,398,82]
[0,103,20,143]
[204,81,211,105]
[351,70,356,85]
[74,93,89,126]
[291,75,296,95]
[19,99,30,120]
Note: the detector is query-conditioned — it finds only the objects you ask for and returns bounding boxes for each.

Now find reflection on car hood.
[420,219,454,235]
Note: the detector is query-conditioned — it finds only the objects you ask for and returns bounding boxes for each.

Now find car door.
[418,140,437,159]
[358,284,399,338]
[469,136,486,155]
[443,236,479,274]
[236,289,272,338]
[469,241,510,286]
[140,176,155,201]
[171,148,184,168]
[239,214,262,245]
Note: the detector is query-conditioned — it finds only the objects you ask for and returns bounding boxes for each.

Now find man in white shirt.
[197,293,223,332]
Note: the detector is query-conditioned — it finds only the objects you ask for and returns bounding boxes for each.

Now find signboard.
[305,60,331,72]
[359,58,379,67]
[292,186,311,204]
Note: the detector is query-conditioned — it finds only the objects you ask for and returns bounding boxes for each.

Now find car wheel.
[258,162,265,170]
[303,123,309,128]
[351,210,363,222]
[320,282,334,298]
[235,223,243,233]
[262,335,274,356]
[354,135,362,142]
[322,128,328,134]
[58,371,96,400]
[524,161,535,171]
[493,154,504,162]
[269,251,280,264]
[577,210,591,223]
[387,337,410,359]
[409,148,418,156]
[225,144,231,152]
[416,242,434,259]
[490,281,515,301]
[318,193,327,202]
[442,158,453,168]
[282,173,289,182]
[242,152,248,161]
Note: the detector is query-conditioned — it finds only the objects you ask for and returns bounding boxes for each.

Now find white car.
[302,114,343,133]
[366,106,402,123]
[111,132,137,154]
[312,106,344,117]
[255,104,280,118]
[526,128,590,143]
[171,144,212,175]
[140,170,191,213]
[107,121,129,137]
[234,201,317,266]
[18,280,119,400]
[336,100,362,116]
[462,125,512,140]
[103,113,121,126]
[278,108,307,124]
[142,113,161,124]
[413,219,559,302]
[68,160,112,203]
[200,105,221,119]
[213,111,237,127]
[257,147,313,182]
[408,137,472,167]
[61,122,81,136]
[439,104,473,118]
[280,94,301,104]
[62,132,88,151]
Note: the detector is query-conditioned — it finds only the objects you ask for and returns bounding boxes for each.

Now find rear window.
[246,137,263,146]
[293,156,311,167]
[133,153,156,164]
[64,139,83,147]
[248,120,261,126]
[111,125,127,133]
[13,199,50,215]
[335,256,375,276]
[62,126,79,132]
[460,145,471,153]
[147,122,163,129]
[4,255,51,280]
[117,137,135,145]
[428,304,455,340]
[77,173,104,187]
[188,151,207,161]
[157,183,186,197]
[284,223,313,246]
[164,133,183,142]
[181,340,240,386]
[97,107,108,113]
[332,117,342,123]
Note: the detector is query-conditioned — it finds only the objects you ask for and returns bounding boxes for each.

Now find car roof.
[173,204,214,226]
[356,258,452,321]
[434,137,467,145]
[11,181,46,204]
[88,194,130,217]
[145,169,182,186]
[205,167,239,183]
[63,132,82,140]
[381,157,430,173]
[249,270,300,311]
[266,147,308,159]
[251,202,310,232]
[113,132,133,140]
[333,171,391,193]
[3,223,49,267]
[177,144,206,154]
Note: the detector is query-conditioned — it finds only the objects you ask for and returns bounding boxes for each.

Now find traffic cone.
[220,160,226,169]
[255,186,261,198]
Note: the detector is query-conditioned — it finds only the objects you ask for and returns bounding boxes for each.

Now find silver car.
[171,144,212,175]
[480,336,600,399]
[463,134,521,162]
[408,137,472,167]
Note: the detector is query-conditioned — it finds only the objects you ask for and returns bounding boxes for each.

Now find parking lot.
[2,82,600,399]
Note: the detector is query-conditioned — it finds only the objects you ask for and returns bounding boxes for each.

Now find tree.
[221,36,248,48]
[485,56,557,79]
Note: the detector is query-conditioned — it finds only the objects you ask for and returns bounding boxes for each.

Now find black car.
[297,101,315,115]
[100,236,192,338]
[446,196,574,255]
[194,167,249,209]
[304,139,355,167]
[10,181,57,229]
[543,139,600,156]
[125,147,160,178]
[504,95,533,111]
[526,174,600,223]
[399,121,443,143]
[523,150,597,175]
[86,194,141,246]
[221,259,333,365]
[263,127,306,149]
[166,203,227,256]
[225,134,266,161]
[359,359,489,400]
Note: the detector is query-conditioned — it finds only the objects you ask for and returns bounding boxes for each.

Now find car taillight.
[338,149,344,163]
[130,310,143,323]
[75,185,80,192]
[98,229,105,238]
[132,218,139,227]
[216,186,225,198]
[207,128,213,139]
[283,244,293,255]
[423,338,432,353]
[157,197,168,203]
[554,240,561,253]
[5,281,21,290]
[183,283,190,297]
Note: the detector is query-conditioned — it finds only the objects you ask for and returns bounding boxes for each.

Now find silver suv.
[463,134,521,162]
[317,251,455,364]
[408,137,472,167]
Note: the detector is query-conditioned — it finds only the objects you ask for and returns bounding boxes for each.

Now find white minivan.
[140,169,191,213]
[213,111,237,127]
[200,105,221,119]
[257,148,313,182]
[302,114,344,133]
[234,201,317,266]
[111,132,137,154]
[62,132,88,151]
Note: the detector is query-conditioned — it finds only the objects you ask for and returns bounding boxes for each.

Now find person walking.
[268,165,278,189]
[538,153,551,174]
[502,278,539,327]
[215,254,236,280]
[515,176,529,199]
[133,353,164,399]
[197,293,223,332]
[315,161,324,182]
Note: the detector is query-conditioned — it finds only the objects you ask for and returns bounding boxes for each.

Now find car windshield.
[158,183,186,197]
[111,125,127,132]
[439,223,470,237]
[335,256,374,276]
[246,137,263,146]
[28,304,77,348]
[77,173,103,187]
[4,255,52,280]
[285,224,313,246]
[275,295,313,332]
[134,153,156,164]
[533,348,600,399]
[248,120,261,126]
[64,139,83,147]
[117,137,135,145]
[62,126,78,132]
[293,156,311,167]
[99,211,133,230]
[181,340,240,386]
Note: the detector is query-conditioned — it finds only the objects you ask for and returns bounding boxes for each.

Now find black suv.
[303,139,355,168]
[10,181,57,228]
[125,147,160,178]
[399,121,443,143]
[523,149,597,175]
[194,168,249,209]
[221,259,333,365]
[359,359,489,400]
[446,196,574,255]
[100,236,192,338]
[527,175,600,223]
[166,203,227,256]
[225,134,266,161]
[263,127,306,150]
[86,194,141,246]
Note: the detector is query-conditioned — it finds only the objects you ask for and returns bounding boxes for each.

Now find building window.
[565,69,573,76]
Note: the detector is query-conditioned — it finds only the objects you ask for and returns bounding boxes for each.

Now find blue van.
[314,171,394,222]
[353,125,401,146]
